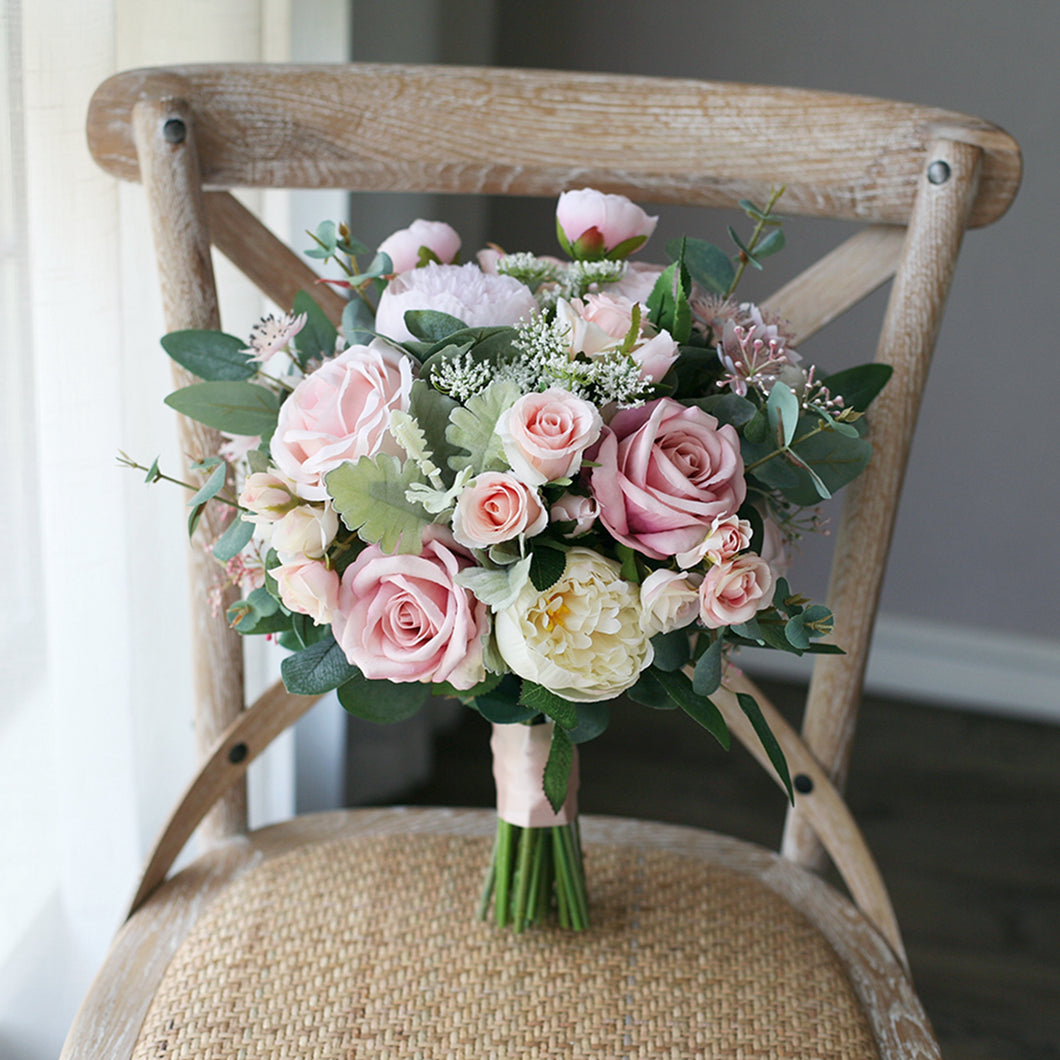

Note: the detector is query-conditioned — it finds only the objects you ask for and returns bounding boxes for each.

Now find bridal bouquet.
[131,187,889,932]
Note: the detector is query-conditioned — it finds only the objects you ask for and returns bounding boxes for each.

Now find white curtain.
[0,3,312,1055]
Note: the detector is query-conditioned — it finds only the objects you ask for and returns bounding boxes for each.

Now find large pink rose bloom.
[331,533,488,690]
[374,262,537,343]
[589,398,746,561]
[271,339,413,501]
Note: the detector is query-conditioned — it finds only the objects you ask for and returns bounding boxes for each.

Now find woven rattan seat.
[67,64,1022,1059]
[129,811,880,1059]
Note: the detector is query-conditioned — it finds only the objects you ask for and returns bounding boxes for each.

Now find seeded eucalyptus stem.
[725,185,786,299]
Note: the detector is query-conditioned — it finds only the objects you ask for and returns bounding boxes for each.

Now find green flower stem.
[743,419,834,474]
[118,454,244,510]
[494,819,515,928]
[725,185,785,298]
[512,826,539,933]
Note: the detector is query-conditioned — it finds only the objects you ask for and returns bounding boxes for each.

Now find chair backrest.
[86,64,1020,943]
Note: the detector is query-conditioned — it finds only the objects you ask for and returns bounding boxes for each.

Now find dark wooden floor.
[404,678,1060,1060]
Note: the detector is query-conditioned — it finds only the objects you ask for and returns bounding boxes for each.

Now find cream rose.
[239,471,298,525]
[639,569,703,637]
[270,503,339,560]
[495,388,603,486]
[451,472,548,550]
[698,553,776,629]
[494,547,653,702]
[270,339,413,501]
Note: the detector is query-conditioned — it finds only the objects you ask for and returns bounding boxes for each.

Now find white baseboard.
[739,615,1060,725]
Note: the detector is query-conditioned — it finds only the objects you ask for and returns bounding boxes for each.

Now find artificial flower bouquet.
[129,187,890,932]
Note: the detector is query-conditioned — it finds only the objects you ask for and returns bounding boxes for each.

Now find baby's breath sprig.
[562,259,627,299]
[430,351,498,404]
[496,252,564,291]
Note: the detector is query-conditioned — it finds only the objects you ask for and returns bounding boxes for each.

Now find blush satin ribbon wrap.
[490,722,579,828]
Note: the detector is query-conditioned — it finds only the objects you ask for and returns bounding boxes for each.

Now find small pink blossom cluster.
[231,188,789,702]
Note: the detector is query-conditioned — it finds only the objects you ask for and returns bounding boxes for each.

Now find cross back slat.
[86,63,1019,876]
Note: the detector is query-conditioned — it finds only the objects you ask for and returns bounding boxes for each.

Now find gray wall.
[351,0,1057,642]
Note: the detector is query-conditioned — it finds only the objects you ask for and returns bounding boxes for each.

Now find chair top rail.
[87,63,1020,228]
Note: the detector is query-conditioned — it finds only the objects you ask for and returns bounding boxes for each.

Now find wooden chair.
[68,64,1020,1058]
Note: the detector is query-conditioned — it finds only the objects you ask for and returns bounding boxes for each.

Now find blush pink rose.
[452,472,548,549]
[549,492,599,536]
[698,553,776,629]
[589,397,746,561]
[556,188,658,259]
[270,339,413,502]
[676,514,754,569]
[495,388,603,486]
[374,262,538,343]
[377,219,461,274]
[330,533,488,690]
[274,559,340,626]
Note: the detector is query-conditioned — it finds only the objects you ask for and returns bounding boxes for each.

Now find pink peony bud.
[555,188,658,260]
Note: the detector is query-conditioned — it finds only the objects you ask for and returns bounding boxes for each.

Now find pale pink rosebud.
[270,503,339,561]
[377,219,461,274]
[239,471,299,525]
[555,188,658,260]
[639,569,703,637]
[451,472,548,550]
[274,559,340,626]
[676,514,754,569]
[549,492,599,537]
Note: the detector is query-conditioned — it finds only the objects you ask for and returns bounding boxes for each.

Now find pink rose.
[374,262,538,343]
[589,397,746,561]
[698,553,776,629]
[274,559,340,626]
[556,188,657,259]
[452,472,548,549]
[239,471,298,524]
[495,388,603,486]
[676,514,753,569]
[270,339,413,501]
[549,492,599,536]
[377,219,461,274]
[331,533,488,690]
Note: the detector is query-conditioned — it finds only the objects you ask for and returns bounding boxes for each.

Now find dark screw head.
[162,118,187,144]
[793,773,814,795]
[227,742,249,765]
[927,160,951,185]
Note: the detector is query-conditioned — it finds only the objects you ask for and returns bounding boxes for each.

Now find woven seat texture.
[131,828,878,1059]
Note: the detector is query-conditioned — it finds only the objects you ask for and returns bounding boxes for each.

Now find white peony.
[494,547,653,702]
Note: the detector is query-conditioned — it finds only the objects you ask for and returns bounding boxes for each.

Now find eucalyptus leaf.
[736,691,794,804]
[650,629,691,673]
[187,461,226,507]
[337,672,429,723]
[665,236,735,296]
[342,298,376,346]
[627,668,675,709]
[404,309,468,342]
[822,363,893,412]
[291,290,338,368]
[569,702,611,744]
[212,514,255,561]
[163,381,281,436]
[408,380,461,481]
[689,393,757,428]
[654,669,730,749]
[692,637,724,696]
[280,635,359,695]
[160,329,257,381]
[754,228,786,259]
[766,381,800,447]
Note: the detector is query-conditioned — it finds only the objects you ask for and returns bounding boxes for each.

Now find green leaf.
[692,637,724,696]
[336,672,429,723]
[472,675,541,724]
[291,290,338,368]
[325,453,431,555]
[736,691,794,804]
[689,393,757,428]
[654,669,730,749]
[628,668,675,709]
[520,682,578,730]
[543,724,574,812]
[569,702,611,744]
[646,253,692,343]
[822,363,893,412]
[666,236,735,296]
[160,330,257,381]
[408,381,461,482]
[212,514,255,561]
[446,380,522,475]
[766,381,800,448]
[164,381,281,436]
[529,543,567,592]
[606,233,649,260]
[342,298,376,346]
[728,225,763,270]
[754,228,786,259]
[650,629,691,672]
[280,635,359,695]
[186,461,226,507]
[404,310,468,342]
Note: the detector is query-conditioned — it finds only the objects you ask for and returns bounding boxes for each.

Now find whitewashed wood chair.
[68,64,1020,1058]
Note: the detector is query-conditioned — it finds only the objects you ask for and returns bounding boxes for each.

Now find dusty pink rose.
[270,339,413,501]
[556,188,658,259]
[496,388,603,486]
[274,559,340,626]
[331,533,488,689]
[374,262,538,343]
[589,397,746,561]
[377,219,461,274]
[550,492,599,536]
[639,569,703,636]
[452,472,548,549]
[698,553,776,628]
[676,514,754,569]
